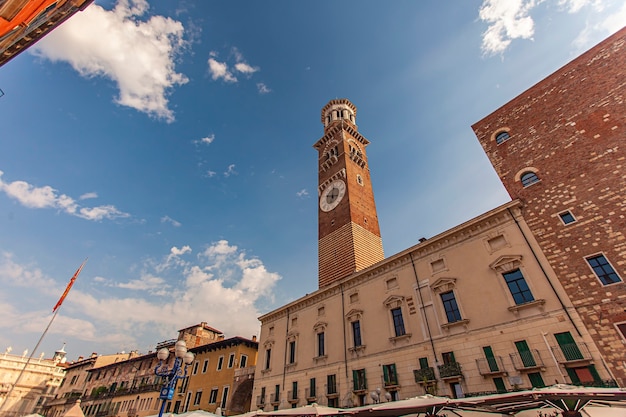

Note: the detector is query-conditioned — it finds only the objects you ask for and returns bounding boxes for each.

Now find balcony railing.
[438,362,462,379]
[352,379,367,392]
[413,367,436,383]
[551,342,592,364]
[271,392,280,404]
[84,383,161,400]
[510,349,544,370]
[288,390,299,402]
[326,382,339,397]
[305,387,317,400]
[476,356,507,375]
[256,395,266,407]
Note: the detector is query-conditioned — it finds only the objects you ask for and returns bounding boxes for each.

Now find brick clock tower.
[314,99,384,288]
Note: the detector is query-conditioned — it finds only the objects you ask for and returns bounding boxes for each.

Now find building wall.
[0,351,65,417]
[46,353,137,417]
[186,337,258,415]
[472,27,626,385]
[253,201,610,409]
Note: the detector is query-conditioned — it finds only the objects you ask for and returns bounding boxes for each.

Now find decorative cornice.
[258,200,523,324]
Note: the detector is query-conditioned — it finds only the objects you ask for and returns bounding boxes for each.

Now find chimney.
[252,335,257,342]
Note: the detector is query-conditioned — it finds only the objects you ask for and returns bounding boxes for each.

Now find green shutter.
[528,372,545,388]
[483,346,499,372]
[419,357,429,369]
[515,340,536,367]
[554,332,583,360]
[383,365,389,384]
[493,377,506,393]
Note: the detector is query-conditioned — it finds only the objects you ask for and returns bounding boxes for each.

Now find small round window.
[521,171,540,187]
[495,131,510,144]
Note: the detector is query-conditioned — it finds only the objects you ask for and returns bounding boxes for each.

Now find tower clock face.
[320,179,346,212]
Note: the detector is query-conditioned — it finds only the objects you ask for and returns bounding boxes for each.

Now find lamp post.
[154,340,195,417]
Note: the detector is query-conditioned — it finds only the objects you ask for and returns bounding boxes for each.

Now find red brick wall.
[472,28,626,384]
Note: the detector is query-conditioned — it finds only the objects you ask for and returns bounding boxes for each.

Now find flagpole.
[0,259,87,415]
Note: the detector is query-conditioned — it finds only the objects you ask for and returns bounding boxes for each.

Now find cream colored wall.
[253,201,607,409]
[0,353,65,417]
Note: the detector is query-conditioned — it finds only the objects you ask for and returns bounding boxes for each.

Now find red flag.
[53,259,87,312]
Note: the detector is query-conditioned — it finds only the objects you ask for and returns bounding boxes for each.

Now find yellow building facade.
[185,337,258,415]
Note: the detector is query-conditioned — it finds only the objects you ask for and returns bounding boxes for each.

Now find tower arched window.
[520,171,540,187]
[495,131,510,144]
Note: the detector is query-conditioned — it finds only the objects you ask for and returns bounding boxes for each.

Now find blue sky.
[0,0,624,360]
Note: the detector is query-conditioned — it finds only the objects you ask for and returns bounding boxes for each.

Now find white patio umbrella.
[351,394,451,417]
[452,385,626,416]
[258,403,350,416]
[177,411,222,417]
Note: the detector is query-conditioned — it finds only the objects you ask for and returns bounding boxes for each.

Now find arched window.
[520,171,539,187]
[495,131,510,144]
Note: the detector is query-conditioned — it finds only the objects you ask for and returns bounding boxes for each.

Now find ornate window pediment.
[286,331,299,341]
[430,277,457,294]
[345,309,363,321]
[263,339,274,349]
[313,321,327,332]
[383,295,405,309]
[490,255,523,273]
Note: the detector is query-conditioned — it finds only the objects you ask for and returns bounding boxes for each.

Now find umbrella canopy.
[63,400,86,417]
[177,411,222,417]
[452,385,626,415]
[351,395,451,417]
[258,403,349,416]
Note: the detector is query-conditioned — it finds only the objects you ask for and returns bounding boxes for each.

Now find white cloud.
[208,47,261,85]
[257,83,271,94]
[117,274,167,292]
[206,170,217,178]
[79,192,98,200]
[478,0,619,55]
[208,58,237,83]
[198,134,215,145]
[156,245,192,272]
[235,62,259,75]
[296,189,308,198]
[224,164,237,177]
[161,215,182,227]
[0,252,57,289]
[31,0,188,122]
[0,171,130,221]
[478,0,538,56]
[571,2,626,49]
[0,240,280,351]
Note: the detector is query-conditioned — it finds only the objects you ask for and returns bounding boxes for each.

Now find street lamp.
[154,340,195,417]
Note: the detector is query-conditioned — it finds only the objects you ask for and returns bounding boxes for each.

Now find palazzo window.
[314,322,328,359]
[490,255,545,313]
[352,321,362,347]
[441,291,462,323]
[391,308,405,336]
[431,277,469,329]
[586,254,622,285]
[346,309,365,352]
[384,296,411,341]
